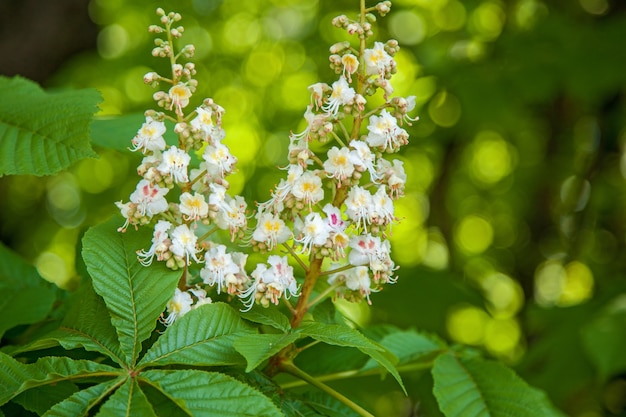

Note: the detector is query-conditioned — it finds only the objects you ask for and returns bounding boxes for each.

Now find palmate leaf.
[140,369,284,417]
[240,304,291,332]
[82,217,181,366]
[361,329,445,372]
[297,322,405,393]
[234,333,301,372]
[97,378,156,417]
[12,381,78,415]
[432,352,565,417]
[139,303,254,368]
[0,353,119,405]
[43,378,123,417]
[0,242,57,340]
[0,76,100,176]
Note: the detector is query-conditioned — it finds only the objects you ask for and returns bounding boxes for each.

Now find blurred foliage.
[1,0,626,415]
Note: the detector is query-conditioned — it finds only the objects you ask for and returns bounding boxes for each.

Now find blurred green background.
[1,0,626,415]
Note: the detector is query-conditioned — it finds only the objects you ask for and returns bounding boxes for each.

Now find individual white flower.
[169,83,192,115]
[365,109,408,152]
[290,106,329,145]
[294,212,331,254]
[189,287,213,309]
[208,183,228,208]
[163,288,193,326]
[169,224,202,265]
[190,107,217,140]
[292,170,324,206]
[348,234,396,283]
[215,195,248,239]
[322,204,346,232]
[345,266,373,304]
[200,244,239,294]
[266,255,299,299]
[129,179,169,217]
[137,220,172,266]
[252,213,292,250]
[363,42,393,77]
[341,53,359,82]
[378,159,407,198]
[308,82,329,110]
[202,143,237,178]
[370,186,394,226]
[348,233,380,267]
[324,146,354,182]
[345,185,374,230]
[322,76,356,115]
[131,117,166,154]
[180,192,209,221]
[349,140,379,181]
[240,255,299,310]
[158,146,191,183]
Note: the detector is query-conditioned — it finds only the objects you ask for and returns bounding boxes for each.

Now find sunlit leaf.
[361,329,445,371]
[0,242,57,340]
[297,322,404,393]
[0,76,100,176]
[240,304,291,332]
[234,333,300,372]
[139,303,253,368]
[432,352,565,417]
[82,217,181,366]
[140,369,284,416]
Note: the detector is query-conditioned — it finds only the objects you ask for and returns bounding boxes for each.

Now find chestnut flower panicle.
[118,2,418,324]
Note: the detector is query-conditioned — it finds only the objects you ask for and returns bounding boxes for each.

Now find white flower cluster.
[117,2,417,323]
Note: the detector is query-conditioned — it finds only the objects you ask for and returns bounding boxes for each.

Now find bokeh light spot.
[455,215,493,254]
[245,49,283,86]
[389,10,426,45]
[470,1,506,41]
[433,0,467,31]
[482,272,524,318]
[446,304,489,345]
[223,13,261,50]
[484,318,522,357]
[36,252,68,289]
[428,91,461,127]
[97,24,129,59]
[579,0,609,15]
[469,130,514,186]
[75,155,115,194]
[560,261,594,306]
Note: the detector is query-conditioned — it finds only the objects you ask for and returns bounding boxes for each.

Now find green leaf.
[581,303,626,379]
[302,391,361,417]
[90,113,177,152]
[297,322,383,352]
[361,329,445,371]
[90,113,146,152]
[0,352,39,405]
[0,76,100,176]
[280,397,324,417]
[82,217,181,366]
[0,242,57,340]
[57,279,125,365]
[43,379,122,417]
[140,369,284,416]
[11,279,126,363]
[297,322,405,392]
[138,303,254,368]
[234,333,300,372]
[97,378,156,417]
[13,381,78,415]
[432,352,565,417]
[240,304,291,332]
[0,353,119,405]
